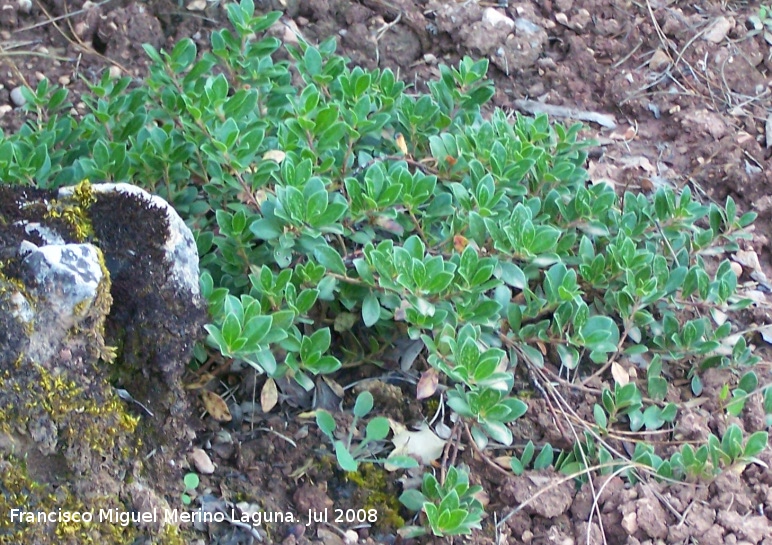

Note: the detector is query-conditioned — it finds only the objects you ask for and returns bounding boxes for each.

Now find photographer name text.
[10,507,378,527]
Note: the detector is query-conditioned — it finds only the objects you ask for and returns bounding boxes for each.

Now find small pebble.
[186,0,206,10]
[108,65,122,79]
[702,16,732,44]
[74,21,90,38]
[0,104,11,117]
[188,447,215,474]
[483,7,515,30]
[10,86,26,107]
[649,48,670,72]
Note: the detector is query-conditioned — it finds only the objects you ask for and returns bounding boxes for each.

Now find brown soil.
[2,0,772,544]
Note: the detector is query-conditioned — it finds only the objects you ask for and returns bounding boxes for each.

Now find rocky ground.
[1,0,772,544]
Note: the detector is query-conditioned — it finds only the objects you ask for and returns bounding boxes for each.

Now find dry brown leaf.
[184,372,216,390]
[394,299,410,322]
[201,390,232,422]
[453,235,468,253]
[395,133,408,155]
[494,455,512,469]
[388,423,445,467]
[619,156,655,173]
[374,215,404,235]
[611,361,629,386]
[262,149,286,163]
[321,376,345,398]
[608,126,637,141]
[261,378,278,413]
[416,368,439,400]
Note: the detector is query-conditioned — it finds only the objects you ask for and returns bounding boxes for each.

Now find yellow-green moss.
[346,463,405,530]
[0,456,186,545]
[0,263,36,338]
[45,180,96,242]
[28,363,139,459]
[0,262,27,297]
[66,245,116,364]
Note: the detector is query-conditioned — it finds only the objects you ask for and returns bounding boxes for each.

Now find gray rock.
[0,181,206,540]
[9,86,25,107]
[58,182,200,297]
[19,241,108,363]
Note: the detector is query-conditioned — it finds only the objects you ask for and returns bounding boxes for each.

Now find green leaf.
[387,456,419,469]
[497,262,525,289]
[304,46,323,76]
[533,443,554,469]
[510,457,525,475]
[579,315,619,352]
[593,404,608,429]
[743,431,769,458]
[642,405,664,430]
[250,218,283,240]
[365,416,390,441]
[738,371,757,393]
[241,315,273,348]
[170,38,197,72]
[316,410,336,441]
[314,245,346,275]
[362,292,381,327]
[520,344,544,367]
[183,472,200,490]
[334,440,358,472]
[221,314,241,348]
[305,327,332,356]
[295,289,319,314]
[142,43,163,64]
[353,391,374,418]
[399,490,428,511]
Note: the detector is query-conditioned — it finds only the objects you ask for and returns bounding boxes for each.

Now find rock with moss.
[0,182,206,543]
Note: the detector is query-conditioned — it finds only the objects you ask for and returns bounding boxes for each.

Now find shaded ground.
[1,0,772,543]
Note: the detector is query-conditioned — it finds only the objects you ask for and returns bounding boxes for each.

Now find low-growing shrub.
[3,0,770,537]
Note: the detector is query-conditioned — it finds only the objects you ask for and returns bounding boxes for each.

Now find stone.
[9,85,25,107]
[702,16,733,44]
[0,181,207,542]
[649,48,671,71]
[483,7,515,30]
[59,183,201,298]
[189,447,215,474]
[18,241,109,363]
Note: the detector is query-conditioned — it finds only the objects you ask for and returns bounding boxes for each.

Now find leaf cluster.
[399,466,484,537]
